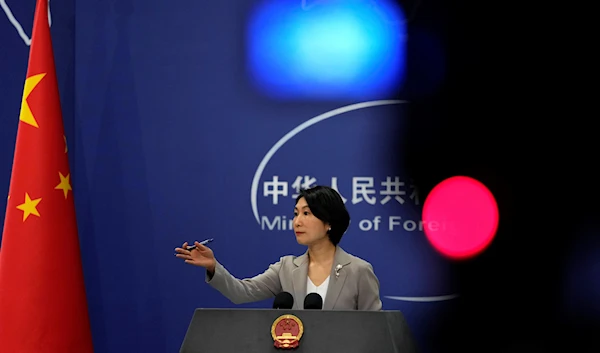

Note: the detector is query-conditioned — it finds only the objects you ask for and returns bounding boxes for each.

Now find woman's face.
[293,197,329,246]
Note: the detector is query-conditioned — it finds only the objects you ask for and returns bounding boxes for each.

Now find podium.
[180,309,419,353]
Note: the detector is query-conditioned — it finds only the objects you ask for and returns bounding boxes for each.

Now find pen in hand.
[186,238,214,251]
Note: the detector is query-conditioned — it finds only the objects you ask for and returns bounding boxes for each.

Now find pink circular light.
[422,176,499,260]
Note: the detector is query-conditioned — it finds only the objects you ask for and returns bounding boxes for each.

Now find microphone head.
[303,293,323,310]
[273,291,294,309]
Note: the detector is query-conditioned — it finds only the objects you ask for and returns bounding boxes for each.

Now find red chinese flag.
[0,0,94,352]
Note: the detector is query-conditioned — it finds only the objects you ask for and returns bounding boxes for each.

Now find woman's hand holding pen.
[175,241,216,273]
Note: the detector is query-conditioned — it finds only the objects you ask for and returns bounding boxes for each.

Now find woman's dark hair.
[295,185,350,246]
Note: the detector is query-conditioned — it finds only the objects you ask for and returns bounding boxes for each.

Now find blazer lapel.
[323,246,352,310]
[291,252,308,310]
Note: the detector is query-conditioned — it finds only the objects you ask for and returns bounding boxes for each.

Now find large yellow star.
[19,73,46,128]
[55,172,72,199]
[16,192,42,221]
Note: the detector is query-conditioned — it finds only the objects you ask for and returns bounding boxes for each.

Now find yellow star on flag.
[16,192,42,221]
[19,73,46,128]
[55,172,72,199]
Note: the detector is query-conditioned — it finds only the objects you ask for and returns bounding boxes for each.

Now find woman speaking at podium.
[175,185,382,311]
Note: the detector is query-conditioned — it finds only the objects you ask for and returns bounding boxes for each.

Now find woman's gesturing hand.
[175,241,216,273]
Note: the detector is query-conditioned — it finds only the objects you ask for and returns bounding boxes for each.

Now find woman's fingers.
[194,241,207,251]
[194,242,214,256]
[175,241,209,265]
[174,247,191,255]
[175,253,191,260]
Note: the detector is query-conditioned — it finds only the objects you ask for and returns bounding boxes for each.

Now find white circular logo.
[250,99,406,224]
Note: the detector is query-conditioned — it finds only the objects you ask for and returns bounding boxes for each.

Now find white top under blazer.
[306,275,330,304]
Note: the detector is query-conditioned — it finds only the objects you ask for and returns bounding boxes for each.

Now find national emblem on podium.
[271,314,304,349]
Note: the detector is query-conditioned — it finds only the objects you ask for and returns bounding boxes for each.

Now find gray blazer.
[205,246,382,311]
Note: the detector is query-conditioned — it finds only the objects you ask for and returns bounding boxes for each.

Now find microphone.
[272,291,294,309]
[303,293,323,310]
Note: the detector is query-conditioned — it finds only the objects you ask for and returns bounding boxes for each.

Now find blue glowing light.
[246,0,406,100]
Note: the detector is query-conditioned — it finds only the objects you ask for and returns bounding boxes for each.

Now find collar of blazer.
[291,245,353,310]
[292,245,352,267]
